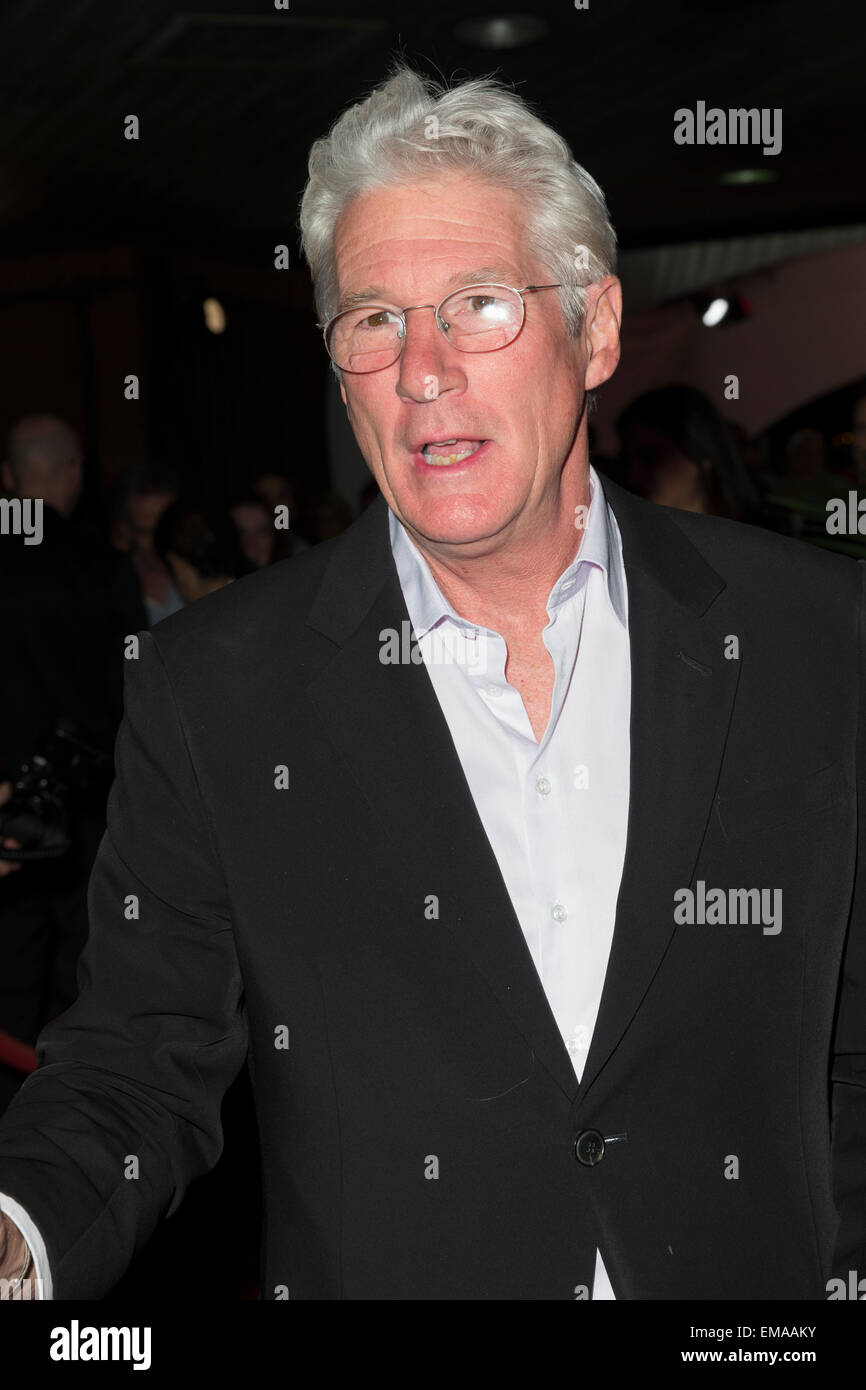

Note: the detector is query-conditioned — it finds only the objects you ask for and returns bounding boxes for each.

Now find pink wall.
[594,241,866,453]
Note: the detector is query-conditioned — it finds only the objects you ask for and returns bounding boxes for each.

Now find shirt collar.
[388,464,628,638]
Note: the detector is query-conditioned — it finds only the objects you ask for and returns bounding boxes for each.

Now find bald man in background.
[1,415,83,524]
[0,415,145,1106]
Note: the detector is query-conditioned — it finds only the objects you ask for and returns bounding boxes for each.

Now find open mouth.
[419,438,487,466]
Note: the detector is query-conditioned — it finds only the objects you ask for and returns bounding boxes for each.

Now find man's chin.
[396,501,514,552]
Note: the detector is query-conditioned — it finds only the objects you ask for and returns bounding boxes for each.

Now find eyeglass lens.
[327,285,525,373]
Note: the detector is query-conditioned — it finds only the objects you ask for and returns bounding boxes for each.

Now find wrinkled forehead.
[333,173,535,310]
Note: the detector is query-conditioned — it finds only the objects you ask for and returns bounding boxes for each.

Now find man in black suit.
[0,65,864,1301]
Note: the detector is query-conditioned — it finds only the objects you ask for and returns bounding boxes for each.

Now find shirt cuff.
[0,1191,53,1298]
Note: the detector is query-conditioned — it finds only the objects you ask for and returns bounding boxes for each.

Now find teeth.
[422,441,480,466]
[424,449,475,465]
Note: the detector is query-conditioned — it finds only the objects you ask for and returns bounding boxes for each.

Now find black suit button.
[573,1129,605,1166]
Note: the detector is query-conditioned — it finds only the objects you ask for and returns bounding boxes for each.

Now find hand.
[0,781,22,876]
[0,1212,37,1299]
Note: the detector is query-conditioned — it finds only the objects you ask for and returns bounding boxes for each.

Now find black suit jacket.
[0,479,864,1299]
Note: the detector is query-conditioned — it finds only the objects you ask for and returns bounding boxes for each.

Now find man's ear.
[583,275,622,393]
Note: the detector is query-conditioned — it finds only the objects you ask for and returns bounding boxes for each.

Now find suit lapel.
[306,485,741,1105]
[577,480,741,1099]
[306,497,581,1100]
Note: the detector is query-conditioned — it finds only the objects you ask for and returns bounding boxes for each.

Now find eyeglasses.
[319,282,562,374]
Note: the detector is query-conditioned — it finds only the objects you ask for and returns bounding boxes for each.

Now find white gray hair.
[299,64,617,408]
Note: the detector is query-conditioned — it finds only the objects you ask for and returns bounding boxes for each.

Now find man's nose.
[395,307,467,404]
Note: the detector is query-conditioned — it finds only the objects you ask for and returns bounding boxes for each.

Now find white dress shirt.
[388,465,631,1299]
[0,466,630,1302]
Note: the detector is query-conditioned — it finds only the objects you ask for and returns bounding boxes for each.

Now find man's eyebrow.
[336,267,516,313]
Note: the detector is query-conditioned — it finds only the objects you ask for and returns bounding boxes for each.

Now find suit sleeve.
[830,559,866,1280]
[0,628,248,1298]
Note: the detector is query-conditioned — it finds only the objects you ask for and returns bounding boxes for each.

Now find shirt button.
[535,775,552,796]
[485,685,502,699]
[551,903,568,924]
[561,578,575,592]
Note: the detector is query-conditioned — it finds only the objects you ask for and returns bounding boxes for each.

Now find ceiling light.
[701,296,730,326]
[719,169,779,186]
[694,291,753,327]
[453,15,549,48]
[203,297,226,334]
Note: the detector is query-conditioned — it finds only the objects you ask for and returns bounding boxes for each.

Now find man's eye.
[468,295,496,311]
[362,311,392,329]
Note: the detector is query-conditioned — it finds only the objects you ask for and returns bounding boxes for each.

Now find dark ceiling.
[0,0,862,266]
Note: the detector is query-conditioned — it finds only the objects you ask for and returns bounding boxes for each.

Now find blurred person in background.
[0,784,21,879]
[764,421,866,560]
[618,384,760,522]
[1,414,81,521]
[0,413,145,766]
[843,383,866,485]
[252,471,309,559]
[306,489,354,543]
[785,427,827,480]
[727,419,767,482]
[230,494,277,570]
[154,499,245,604]
[109,467,185,623]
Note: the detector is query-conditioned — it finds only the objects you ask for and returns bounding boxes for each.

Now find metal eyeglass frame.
[318,282,563,373]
